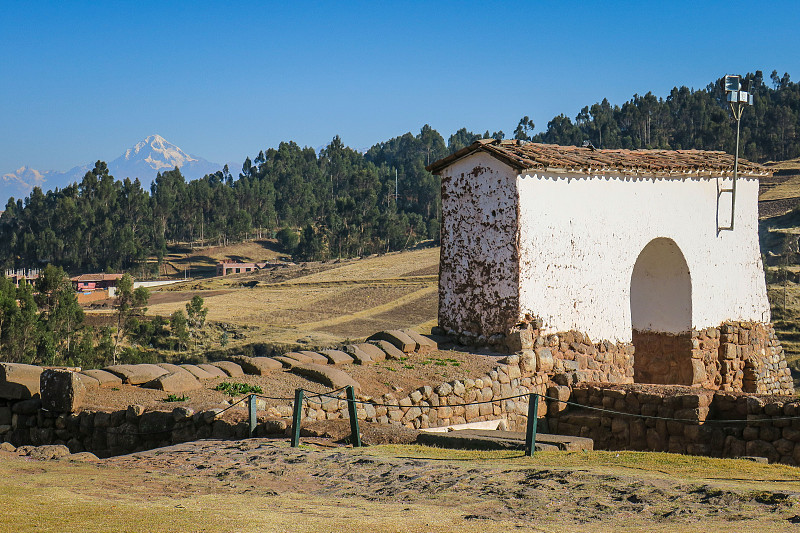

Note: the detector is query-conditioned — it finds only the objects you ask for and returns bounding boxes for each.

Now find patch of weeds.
[403,364,415,369]
[434,360,447,366]
[444,358,459,363]
[752,491,792,505]
[110,387,120,391]
[163,394,189,402]
[214,382,264,396]
[400,356,409,362]
[384,366,396,372]
[450,361,461,367]
[419,360,431,365]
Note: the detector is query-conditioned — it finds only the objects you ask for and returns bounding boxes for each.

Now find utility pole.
[719,74,755,232]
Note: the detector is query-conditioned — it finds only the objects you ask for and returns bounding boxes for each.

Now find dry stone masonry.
[1,325,797,464]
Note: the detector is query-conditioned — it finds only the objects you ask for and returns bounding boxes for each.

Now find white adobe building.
[428,140,789,390]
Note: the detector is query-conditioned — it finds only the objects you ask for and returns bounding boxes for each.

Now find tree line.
[0,265,209,367]
[2,70,799,275]
[518,70,800,162]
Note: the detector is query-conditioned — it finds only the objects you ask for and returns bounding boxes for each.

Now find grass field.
[141,247,440,349]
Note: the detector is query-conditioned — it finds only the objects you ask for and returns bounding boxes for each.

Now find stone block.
[179,364,215,380]
[344,345,373,365]
[320,350,354,365]
[197,364,228,378]
[369,330,416,352]
[505,328,533,352]
[271,356,298,369]
[746,439,779,463]
[354,343,386,362]
[0,363,43,400]
[291,364,361,393]
[104,364,169,385]
[282,352,313,364]
[79,369,122,388]
[41,370,86,413]
[74,372,100,390]
[401,329,438,353]
[230,356,282,375]
[298,351,330,365]
[210,361,245,378]
[12,398,41,415]
[690,359,706,385]
[142,372,202,393]
[371,340,405,360]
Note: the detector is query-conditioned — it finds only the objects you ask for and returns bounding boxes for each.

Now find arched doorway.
[630,238,693,384]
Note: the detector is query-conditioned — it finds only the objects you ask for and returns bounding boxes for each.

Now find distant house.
[70,273,125,303]
[216,261,270,276]
[4,268,40,287]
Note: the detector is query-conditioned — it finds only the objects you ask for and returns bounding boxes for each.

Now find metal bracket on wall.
[716,176,736,234]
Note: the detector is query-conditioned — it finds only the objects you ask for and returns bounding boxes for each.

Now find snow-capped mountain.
[109,134,221,185]
[1,135,222,206]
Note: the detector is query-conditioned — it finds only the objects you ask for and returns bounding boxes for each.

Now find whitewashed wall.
[517,170,770,342]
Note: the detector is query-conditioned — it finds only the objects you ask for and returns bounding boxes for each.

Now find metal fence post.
[248,394,257,438]
[524,393,539,457]
[346,385,361,448]
[290,388,304,447]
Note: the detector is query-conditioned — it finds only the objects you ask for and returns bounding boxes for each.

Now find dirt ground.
[3,440,800,532]
[81,348,503,413]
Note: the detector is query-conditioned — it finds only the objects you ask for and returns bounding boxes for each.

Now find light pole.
[720,74,754,231]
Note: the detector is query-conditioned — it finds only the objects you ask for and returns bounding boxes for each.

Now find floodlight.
[724,75,741,92]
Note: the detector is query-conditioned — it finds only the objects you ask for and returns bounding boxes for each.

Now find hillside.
[102,246,441,353]
[158,239,285,277]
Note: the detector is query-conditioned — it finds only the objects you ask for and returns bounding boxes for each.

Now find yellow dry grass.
[145,247,440,346]
[0,456,519,533]
[3,446,800,532]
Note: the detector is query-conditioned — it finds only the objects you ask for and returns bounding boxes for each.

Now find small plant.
[220,331,229,347]
[435,360,447,366]
[384,366,396,372]
[111,387,120,391]
[451,361,461,367]
[163,394,189,402]
[403,364,415,369]
[214,382,263,396]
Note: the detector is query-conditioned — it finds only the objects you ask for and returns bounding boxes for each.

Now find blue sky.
[2,1,799,174]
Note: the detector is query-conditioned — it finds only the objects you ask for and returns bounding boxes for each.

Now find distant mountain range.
[1,135,223,206]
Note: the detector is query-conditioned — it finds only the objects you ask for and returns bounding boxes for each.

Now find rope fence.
[38,385,795,448]
[237,386,800,457]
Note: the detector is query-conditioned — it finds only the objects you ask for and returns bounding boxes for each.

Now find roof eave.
[426,140,528,174]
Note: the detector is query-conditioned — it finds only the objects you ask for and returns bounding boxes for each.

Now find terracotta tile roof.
[426,139,769,177]
[70,273,125,282]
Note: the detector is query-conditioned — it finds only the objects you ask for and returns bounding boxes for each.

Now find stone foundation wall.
[298,333,634,432]
[550,383,800,464]
[0,398,293,458]
[692,322,792,394]
[442,320,792,394]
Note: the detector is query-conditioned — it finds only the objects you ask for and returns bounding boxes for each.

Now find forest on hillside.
[1,70,799,274]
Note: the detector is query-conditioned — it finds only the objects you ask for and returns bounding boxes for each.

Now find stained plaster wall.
[517,170,771,343]
[439,152,520,337]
